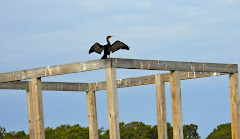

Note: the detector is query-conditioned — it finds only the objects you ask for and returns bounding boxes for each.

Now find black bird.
[89,36,130,59]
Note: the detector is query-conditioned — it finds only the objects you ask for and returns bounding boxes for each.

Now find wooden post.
[86,84,99,139]
[27,82,35,139]
[155,74,167,139]
[170,71,183,139]
[229,73,240,139]
[31,78,45,139]
[106,67,120,139]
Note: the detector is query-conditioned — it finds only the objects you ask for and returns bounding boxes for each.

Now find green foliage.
[4,131,26,139]
[0,126,6,139]
[167,122,173,139]
[150,123,173,139]
[101,122,181,139]
[183,124,200,139]
[65,125,89,139]
[45,127,55,139]
[206,123,231,139]
[120,121,152,139]
[0,121,202,139]
[98,127,108,139]
[45,124,89,139]
[150,125,158,139]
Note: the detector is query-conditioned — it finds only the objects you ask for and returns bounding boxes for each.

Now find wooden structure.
[0,58,239,139]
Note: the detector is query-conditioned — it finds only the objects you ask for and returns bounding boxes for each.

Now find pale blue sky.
[0,1,240,138]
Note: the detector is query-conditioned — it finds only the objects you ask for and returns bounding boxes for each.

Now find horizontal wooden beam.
[0,72,226,91]
[92,72,227,91]
[91,75,155,91]
[111,58,238,73]
[0,81,88,92]
[0,58,237,83]
[166,72,226,82]
[0,59,110,82]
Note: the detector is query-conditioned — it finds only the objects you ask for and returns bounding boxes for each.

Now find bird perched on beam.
[89,36,130,59]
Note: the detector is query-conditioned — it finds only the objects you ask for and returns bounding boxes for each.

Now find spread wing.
[89,43,104,54]
[109,40,130,53]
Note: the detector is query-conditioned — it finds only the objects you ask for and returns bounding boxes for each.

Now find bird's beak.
[110,36,114,38]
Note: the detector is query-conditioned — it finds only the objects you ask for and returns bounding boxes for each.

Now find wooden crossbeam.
[0,72,226,91]
[111,58,238,73]
[0,81,88,91]
[92,72,227,91]
[0,58,237,82]
[0,59,110,82]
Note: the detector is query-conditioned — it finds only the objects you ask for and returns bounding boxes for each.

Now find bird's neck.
[107,38,111,45]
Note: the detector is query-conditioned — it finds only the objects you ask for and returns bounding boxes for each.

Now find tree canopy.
[206,123,231,139]
[0,126,6,139]
[1,121,232,139]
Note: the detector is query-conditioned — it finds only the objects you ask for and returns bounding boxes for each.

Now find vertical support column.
[31,78,45,139]
[155,74,167,139]
[170,71,183,139]
[86,83,99,139]
[229,73,240,139]
[27,81,35,139]
[106,67,120,139]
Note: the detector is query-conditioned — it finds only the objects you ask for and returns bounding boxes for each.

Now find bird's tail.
[101,55,107,59]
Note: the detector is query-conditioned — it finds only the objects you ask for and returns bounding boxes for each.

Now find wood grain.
[111,58,238,73]
[170,71,183,139]
[93,72,226,91]
[0,72,226,91]
[0,81,88,91]
[155,74,167,139]
[0,58,236,82]
[0,59,110,82]
[106,67,120,139]
[31,78,45,139]
[86,84,99,139]
[229,73,240,139]
[26,82,35,139]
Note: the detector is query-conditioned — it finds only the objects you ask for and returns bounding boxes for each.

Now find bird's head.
[107,35,114,40]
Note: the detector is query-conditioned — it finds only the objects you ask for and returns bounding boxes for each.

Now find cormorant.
[89,36,130,59]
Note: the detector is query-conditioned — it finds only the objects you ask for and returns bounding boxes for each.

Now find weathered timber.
[170,71,183,139]
[0,58,236,83]
[111,58,238,73]
[92,75,155,91]
[0,59,110,82]
[26,82,35,139]
[172,72,226,81]
[155,74,167,139]
[92,72,226,91]
[41,82,88,92]
[0,58,238,139]
[0,81,29,90]
[106,67,120,139]
[31,78,45,139]
[0,81,88,91]
[229,73,240,139]
[0,72,225,91]
[86,84,99,139]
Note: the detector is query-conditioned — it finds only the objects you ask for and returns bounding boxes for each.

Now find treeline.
[0,122,231,139]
